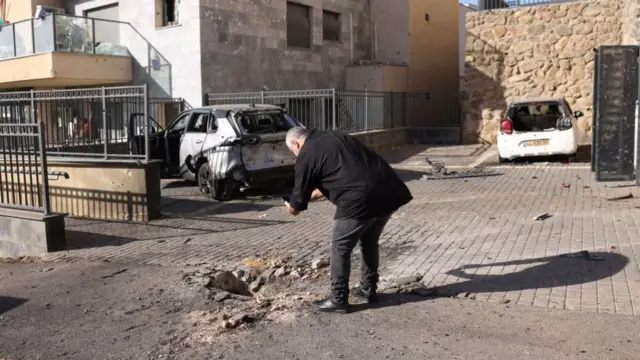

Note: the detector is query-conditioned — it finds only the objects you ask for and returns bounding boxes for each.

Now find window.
[208,117,219,132]
[187,113,209,133]
[287,2,311,48]
[156,0,178,28]
[238,113,297,134]
[323,10,341,42]
[167,112,190,132]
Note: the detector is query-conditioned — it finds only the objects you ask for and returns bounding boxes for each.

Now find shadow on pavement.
[161,197,276,215]
[0,296,28,315]
[350,252,628,313]
[394,168,428,182]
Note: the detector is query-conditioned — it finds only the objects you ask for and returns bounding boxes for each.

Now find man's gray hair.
[286,126,309,143]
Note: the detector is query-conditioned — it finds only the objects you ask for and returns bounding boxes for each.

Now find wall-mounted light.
[425,14,430,21]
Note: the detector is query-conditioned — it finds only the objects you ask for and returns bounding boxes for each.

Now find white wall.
[70,0,203,106]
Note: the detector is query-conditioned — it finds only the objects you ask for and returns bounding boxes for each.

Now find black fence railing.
[205,89,461,132]
[0,87,186,161]
[0,123,50,214]
[478,0,581,10]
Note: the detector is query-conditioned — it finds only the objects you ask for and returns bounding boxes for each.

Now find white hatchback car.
[497,97,583,163]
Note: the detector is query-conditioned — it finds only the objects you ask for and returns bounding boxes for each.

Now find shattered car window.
[238,113,297,134]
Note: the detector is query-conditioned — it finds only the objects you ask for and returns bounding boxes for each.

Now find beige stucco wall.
[0,160,161,222]
[371,0,410,64]
[345,64,408,92]
[3,0,63,22]
[0,52,132,89]
[463,0,622,144]
[408,0,459,93]
[383,65,409,92]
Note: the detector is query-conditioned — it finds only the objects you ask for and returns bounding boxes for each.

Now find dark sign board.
[594,46,639,182]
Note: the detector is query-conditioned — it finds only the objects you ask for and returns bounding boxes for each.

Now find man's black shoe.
[351,285,378,304]
[312,298,348,314]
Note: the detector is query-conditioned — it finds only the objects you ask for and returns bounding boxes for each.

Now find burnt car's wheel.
[197,162,238,201]
[197,162,215,195]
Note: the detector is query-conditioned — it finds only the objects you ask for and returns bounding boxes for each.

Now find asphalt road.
[1,261,639,360]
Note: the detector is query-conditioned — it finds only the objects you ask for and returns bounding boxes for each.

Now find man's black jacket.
[289,130,413,220]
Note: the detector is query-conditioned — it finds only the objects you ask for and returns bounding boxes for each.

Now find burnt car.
[129,104,302,201]
[498,97,583,163]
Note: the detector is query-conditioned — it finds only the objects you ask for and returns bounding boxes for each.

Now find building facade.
[0,0,460,107]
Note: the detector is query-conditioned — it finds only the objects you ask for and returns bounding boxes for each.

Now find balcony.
[0,14,133,89]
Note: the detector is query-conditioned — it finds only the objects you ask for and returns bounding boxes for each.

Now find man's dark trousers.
[330,214,392,303]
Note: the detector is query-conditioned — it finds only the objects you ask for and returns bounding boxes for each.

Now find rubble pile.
[180,255,330,339]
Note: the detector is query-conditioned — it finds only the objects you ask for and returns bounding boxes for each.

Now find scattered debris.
[395,274,423,286]
[561,183,570,189]
[232,269,245,279]
[534,213,552,221]
[214,292,230,303]
[611,245,617,250]
[532,176,538,179]
[221,314,249,330]
[260,268,277,281]
[212,271,252,296]
[274,267,289,278]
[425,158,445,173]
[39,267,54,273]
[559,250,604,261]
[583,186,590,190]
[249,277,265,293]
[258,214,268,219]
[311,257,330,270]
[101,269,127,279]
[183,238,192,245]
[500,299,511,304]
[606,194,633,201]
[421,170,503,181]
[241,256,289,272]
[0,256,41,264]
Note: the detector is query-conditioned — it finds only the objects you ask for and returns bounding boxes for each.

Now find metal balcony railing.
[478,0,583,10]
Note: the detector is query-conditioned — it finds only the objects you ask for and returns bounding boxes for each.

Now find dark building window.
[322,10,340,42]
[287,2,311,48]
[156,0,178,27]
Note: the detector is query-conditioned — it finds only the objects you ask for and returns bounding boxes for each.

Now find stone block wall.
[200,0,371,95]
[623,0,639,44]
[463,0,622,144]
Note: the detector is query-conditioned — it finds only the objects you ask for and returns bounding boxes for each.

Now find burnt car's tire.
[197,162,238,201]
[197,162,214,195]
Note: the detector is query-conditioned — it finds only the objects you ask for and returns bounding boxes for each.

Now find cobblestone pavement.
[44,145,640,315]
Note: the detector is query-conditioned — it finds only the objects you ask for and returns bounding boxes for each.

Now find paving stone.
[41,148,640,316]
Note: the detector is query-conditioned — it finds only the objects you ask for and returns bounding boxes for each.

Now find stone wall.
[623,0,639,44]
[463,0,622,144]
[200,0,372,95]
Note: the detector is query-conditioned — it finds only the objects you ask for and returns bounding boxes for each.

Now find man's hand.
[309,188,324,202]
[284,201,300,216]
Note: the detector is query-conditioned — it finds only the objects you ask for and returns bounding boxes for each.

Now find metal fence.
[0,86,185,161]
[205,89,460,132]
[478,0,581,10]
[0,123,50,214]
